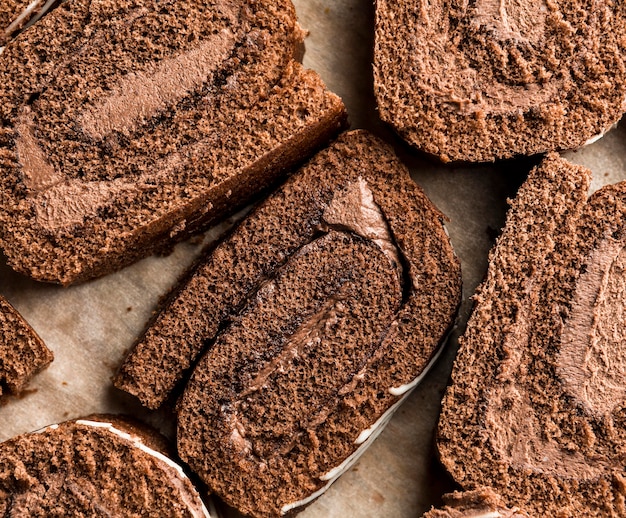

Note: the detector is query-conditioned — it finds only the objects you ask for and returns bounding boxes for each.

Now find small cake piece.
[0,295,52,396]
[0,0,346,285]
[0,415,213,517]
[116,130,462,516]
[424,488,530,518]
[438,154,626,515]
[374,1,626,162]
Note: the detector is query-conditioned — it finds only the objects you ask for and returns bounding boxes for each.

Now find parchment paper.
[1,1,626,516]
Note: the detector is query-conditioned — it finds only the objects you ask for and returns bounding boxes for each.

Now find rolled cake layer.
[374,1,626,162]
[116,130,462,516]
[438,153,626,515]
[0,295,52,396]
[0,0,346,284]
[0,415,212,517]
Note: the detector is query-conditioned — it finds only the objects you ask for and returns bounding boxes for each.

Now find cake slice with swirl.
[374,1,626,162]
[116,130,462,517]
[0,0,346,285]
[438,153,626,515]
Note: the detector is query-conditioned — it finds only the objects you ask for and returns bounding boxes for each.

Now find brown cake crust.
[0,0,346,285]
[0,295,53,396]
[374,1,626,162]
[0,414,212,517]
[438,154,626,515]
[113,130,462,516]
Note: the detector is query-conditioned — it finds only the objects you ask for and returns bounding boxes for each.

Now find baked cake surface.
[438,154,626,515]
[0,0,346,285]
[0,295,52,396]
[0,415,212,517]
[374,1,626,162]
[117,130,462,516]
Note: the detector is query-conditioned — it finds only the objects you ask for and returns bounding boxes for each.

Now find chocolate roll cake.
[0,0,346,285]
[424,488,529,518]
[0,295,52,396]
[374,1,626,162]
[0,415,213,516]
[438,154,626,515]
[116,130,462,516]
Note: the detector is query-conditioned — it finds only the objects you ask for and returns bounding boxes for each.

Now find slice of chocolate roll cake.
[0,0,346,285]
[116,130,462,516]
[374,1,626,162]
[438,154,626,515]
[0,415,213,517]
[0,295,52,396]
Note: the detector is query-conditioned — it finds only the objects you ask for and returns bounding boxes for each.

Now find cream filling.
[557,237,626,417]
[469,0,548,44]
[80,29,236,140]
[323,177,401,273]
[15,27,237,231]
[73,420,213,518]
[483,253,624,480]
[406,0,564,117]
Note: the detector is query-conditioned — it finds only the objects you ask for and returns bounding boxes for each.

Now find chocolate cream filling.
[405,0,561,115]
[485,235,626,479]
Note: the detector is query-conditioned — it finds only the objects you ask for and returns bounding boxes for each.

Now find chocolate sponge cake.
[0,295,52,396]
[438,154,626,515]
[0,0,56,45]
[0,415,213,516]
[0,0,346,285]
[374,1,626,162]
[116,130,462,516]
[0,1,30,43]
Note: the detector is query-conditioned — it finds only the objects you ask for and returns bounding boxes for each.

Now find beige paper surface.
[1,1,625,516]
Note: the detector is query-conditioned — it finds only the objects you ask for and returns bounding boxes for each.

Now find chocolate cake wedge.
[116,130,462,516]
[438,154,626,515]
[0,0,346,285]
[374,1,626,162]
[0,295,52,397]
[0,415,213,517]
